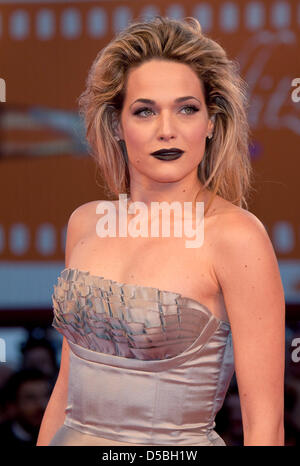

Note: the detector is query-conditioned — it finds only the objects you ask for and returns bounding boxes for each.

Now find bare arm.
[213,210,285,446]
[36,337,70,445]
[37,203,91,446]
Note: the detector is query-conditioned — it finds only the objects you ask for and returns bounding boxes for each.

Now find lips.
[151,153,183,161]
[150,148,184,161]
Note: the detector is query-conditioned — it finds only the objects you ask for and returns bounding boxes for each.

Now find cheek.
[187,122,208,142]
[124,126,144,163]
[127,133,143,149]
[124,121,148,148]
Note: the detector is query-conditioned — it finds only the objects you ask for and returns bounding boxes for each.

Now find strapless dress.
[49,267,235,446]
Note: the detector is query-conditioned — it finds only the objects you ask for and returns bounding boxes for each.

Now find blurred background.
[0,0,299,446]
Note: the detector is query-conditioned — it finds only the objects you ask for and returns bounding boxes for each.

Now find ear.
[112,111,124,140]
[207,115,215,136]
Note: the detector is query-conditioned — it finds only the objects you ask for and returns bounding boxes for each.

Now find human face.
[24,347,56,378]
[16,380,51,429]
[115,59,214,196]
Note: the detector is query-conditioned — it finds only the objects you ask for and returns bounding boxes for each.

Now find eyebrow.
[130,96,201,107]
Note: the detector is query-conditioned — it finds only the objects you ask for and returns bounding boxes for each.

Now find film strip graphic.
[0,1,299,41]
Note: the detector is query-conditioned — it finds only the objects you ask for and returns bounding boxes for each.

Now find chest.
[68,221,221,311]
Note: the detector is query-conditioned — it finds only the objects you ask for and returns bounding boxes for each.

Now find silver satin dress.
[49,268,235,446]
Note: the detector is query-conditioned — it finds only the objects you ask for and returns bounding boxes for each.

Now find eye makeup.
[133,104,200,117]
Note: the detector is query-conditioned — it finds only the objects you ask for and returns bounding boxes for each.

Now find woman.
[37,16,285,446]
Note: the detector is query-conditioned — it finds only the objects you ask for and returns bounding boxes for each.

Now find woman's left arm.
[213,210,285,446]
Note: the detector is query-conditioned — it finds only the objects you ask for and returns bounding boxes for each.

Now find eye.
[133,104,200,118]
[133,107,154,117]
[181,105,199,115]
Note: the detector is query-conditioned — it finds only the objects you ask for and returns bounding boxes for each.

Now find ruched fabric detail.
[52,267,230,361]
[50,267,234,446]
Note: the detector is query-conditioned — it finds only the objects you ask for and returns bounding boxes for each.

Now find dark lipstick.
[150,148,184,161]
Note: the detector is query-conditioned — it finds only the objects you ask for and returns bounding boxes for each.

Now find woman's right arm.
[37,202,93,446]
[36,337,70,446]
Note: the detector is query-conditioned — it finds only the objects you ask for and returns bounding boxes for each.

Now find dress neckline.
[61,267,230,327]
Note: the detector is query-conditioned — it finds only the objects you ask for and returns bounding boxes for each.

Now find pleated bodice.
[49,267,235,446]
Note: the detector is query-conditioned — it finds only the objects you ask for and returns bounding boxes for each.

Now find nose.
[157,111,176,140]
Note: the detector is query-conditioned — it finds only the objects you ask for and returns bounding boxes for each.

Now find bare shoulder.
[67,199,108,230]
[206,195,276,278]
[68,199,102,221]
[65,200,104,266]
[207,194,268,240]
[216,204,268,244]
[209,198,285,328]
[210,198,282,292]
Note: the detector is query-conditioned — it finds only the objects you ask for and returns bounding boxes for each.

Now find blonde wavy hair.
[78,15,254,213]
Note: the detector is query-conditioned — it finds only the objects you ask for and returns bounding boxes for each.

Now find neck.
[127,184,208,209]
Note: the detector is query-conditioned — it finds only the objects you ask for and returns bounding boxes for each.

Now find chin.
[129,161,200,183]
[150,174,194,184]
